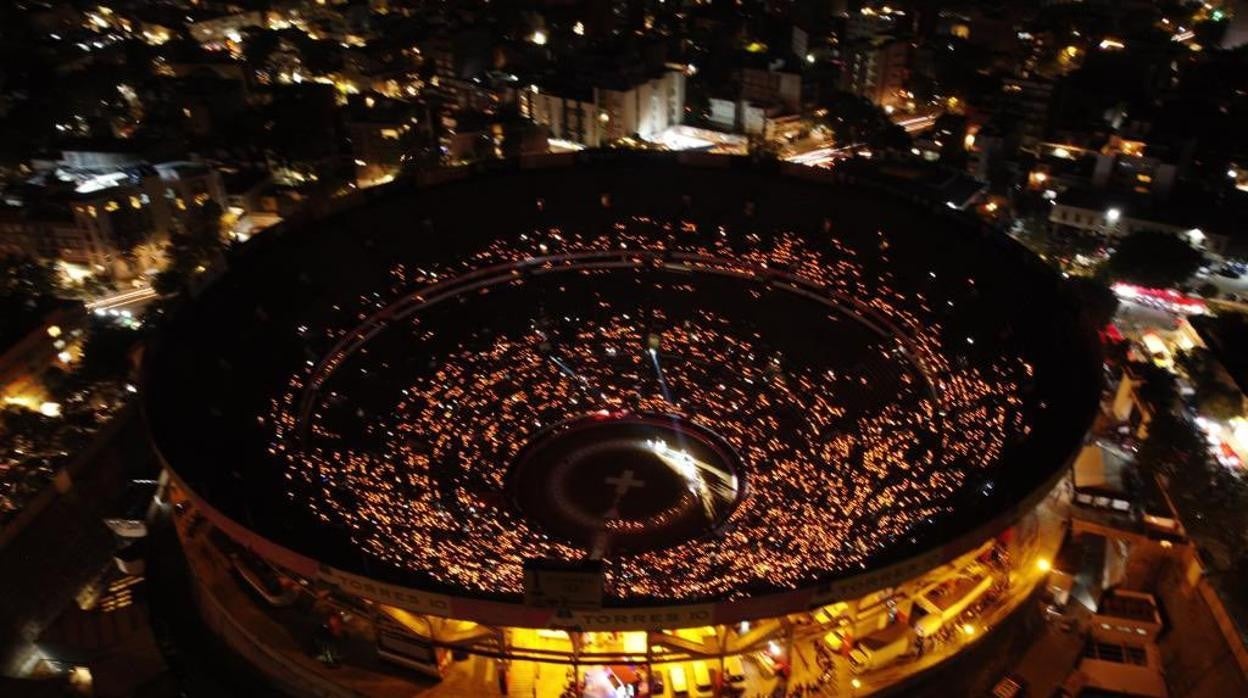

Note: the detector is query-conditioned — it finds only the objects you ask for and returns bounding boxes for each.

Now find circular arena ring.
[145,153,1100,625]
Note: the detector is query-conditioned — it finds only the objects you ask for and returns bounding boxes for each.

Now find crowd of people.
[266,215,1039,602]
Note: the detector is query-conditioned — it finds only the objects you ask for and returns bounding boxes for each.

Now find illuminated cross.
[605,469,646,497]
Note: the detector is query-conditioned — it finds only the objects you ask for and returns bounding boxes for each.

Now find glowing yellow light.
[1036,557,1051,573]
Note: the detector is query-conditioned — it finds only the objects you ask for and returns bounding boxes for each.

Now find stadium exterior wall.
[155,438,1074,632]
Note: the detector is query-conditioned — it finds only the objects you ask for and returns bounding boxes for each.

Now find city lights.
[3,0,1245,693]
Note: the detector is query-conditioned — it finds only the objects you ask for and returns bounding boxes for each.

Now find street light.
[1106,208,1121,223]
[1035,557,1052,573]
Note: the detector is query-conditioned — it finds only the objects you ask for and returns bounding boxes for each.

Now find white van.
[669,664,689,696]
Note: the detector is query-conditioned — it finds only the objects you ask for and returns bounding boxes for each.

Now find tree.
[1014,218,1105,268]
[183,199,225,258]
[40,366,71,400]
[1135,410,1208,478]
[0,256,60,299]
[158,200,225,295]
[812,90,894,145]
[1066,277,1119,327]
[0,405,56,437]
[1175,346,1215,379]
[151,267,187,296]
[1104,230,1203,289]
[1134,362,1178,410]
[748,136,781,160]
[867,123,912,153]
[75,320,139,383]
[1197,381,1244,421]
[297,39,343,75]
[1,257,62,349]
[1047,230,1105,263]
[242,28,282,67]
[1177,347,1245,421]
[1193,18,1229,49]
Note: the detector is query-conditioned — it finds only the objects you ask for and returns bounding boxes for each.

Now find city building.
[1048,188,1219,252]
[706,97,798,138]
[522,69,685,147]
[0,150,226,279]
[0,302,85,410]
[1071,441,1183,539]
[186,10,266,47]
[345,95,423,187]
[1067,629,1168,698]
[1028,139,1184,199]
[440,110,548,164]
[740,63,802,113]
[705,54,804,137]
[999,75,1055,148]
[839,37,909,109]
